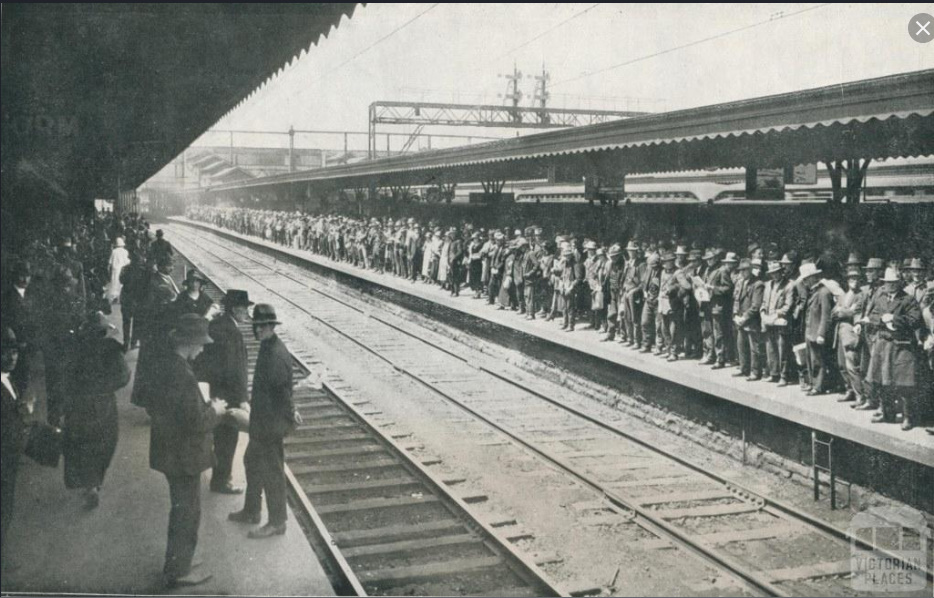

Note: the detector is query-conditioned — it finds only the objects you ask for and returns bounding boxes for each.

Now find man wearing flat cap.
[197,290,253,494]
[230,304,299,538]
[149,314,227,588]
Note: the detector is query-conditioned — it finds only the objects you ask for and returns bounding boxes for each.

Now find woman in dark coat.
[64,312,130,508]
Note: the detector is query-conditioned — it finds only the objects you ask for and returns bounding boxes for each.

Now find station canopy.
[210,69,934,193]
[0,3,360,210]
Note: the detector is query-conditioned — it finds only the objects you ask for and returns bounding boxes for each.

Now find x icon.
[910,13,934,42]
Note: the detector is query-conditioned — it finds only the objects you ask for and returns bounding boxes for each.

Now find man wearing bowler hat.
[853,258,885,410]
[833,264,868,403]
[864,267,924,430]
[149,314,227,588]
[622,241,646,348]
[708,252,737,369]
[197,290,253,494]
[229,304,299,538]
[761,259,795,385]
[801,262,836,395]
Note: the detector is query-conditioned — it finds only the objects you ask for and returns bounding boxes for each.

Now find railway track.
[172,250,566,597]
[169,222,933,598]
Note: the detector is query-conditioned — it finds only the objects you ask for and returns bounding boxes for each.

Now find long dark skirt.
[469,260,483,292]
[64,392,119,489]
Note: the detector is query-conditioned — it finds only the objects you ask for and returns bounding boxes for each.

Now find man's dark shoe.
[228,509,260,524]
[164,571,213,589]
[211,482,243,495]
[248,523,286,539]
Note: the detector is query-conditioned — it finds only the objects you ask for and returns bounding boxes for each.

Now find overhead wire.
[552,3,832,87]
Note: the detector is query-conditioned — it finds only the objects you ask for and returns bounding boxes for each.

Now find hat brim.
[169,331,213,345]
[252,318,282,326]
[224,299,255,307]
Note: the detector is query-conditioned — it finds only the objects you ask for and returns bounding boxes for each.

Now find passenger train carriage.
[509,171,934,205]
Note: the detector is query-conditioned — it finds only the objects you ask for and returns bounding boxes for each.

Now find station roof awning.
[1,4,360,207]
[212,69,934,192]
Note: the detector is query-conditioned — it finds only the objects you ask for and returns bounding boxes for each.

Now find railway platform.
[172,218,932,507]
[0,307,335,596]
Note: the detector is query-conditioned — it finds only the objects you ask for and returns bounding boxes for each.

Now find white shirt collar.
[15,286,26,298]
[0,372,15,400]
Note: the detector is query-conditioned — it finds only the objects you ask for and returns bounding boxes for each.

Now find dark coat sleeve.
[817,287,834,340]
[73,338,130,396]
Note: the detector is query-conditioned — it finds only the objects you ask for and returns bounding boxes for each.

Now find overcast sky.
[195,3,934,152]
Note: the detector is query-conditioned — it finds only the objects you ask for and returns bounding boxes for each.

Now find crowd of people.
[1,211,300,588]
[189,206,934,434]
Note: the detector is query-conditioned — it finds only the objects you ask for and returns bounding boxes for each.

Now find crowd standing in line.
[189,206,934,433]
[1,211,299,588]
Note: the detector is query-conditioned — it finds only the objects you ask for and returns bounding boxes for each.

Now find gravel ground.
[169,225,931,597]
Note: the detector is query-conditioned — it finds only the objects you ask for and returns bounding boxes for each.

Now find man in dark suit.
[131,254,179,409]
[622,241,646,347]
[229,304,298,539]
[802,263,836,395]
[733,259,766,380]
[197,290,252,494]
[709,252,737,369]
[1,328,28,557]
[148,314,226,588]
[149,229,174,269]
[864,267,925,429]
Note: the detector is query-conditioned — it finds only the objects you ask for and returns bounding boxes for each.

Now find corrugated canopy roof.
[1,3,360,209]
[212,69,934,192]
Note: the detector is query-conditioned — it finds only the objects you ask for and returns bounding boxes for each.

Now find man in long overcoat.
[148,314,226,588]
[802,263,836,395]
[864,268,925,430]
[131,254,179,408]
[197,290,251,494]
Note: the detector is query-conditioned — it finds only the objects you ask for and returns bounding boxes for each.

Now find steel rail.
[173,231,568,598]
[175,218,934,584]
